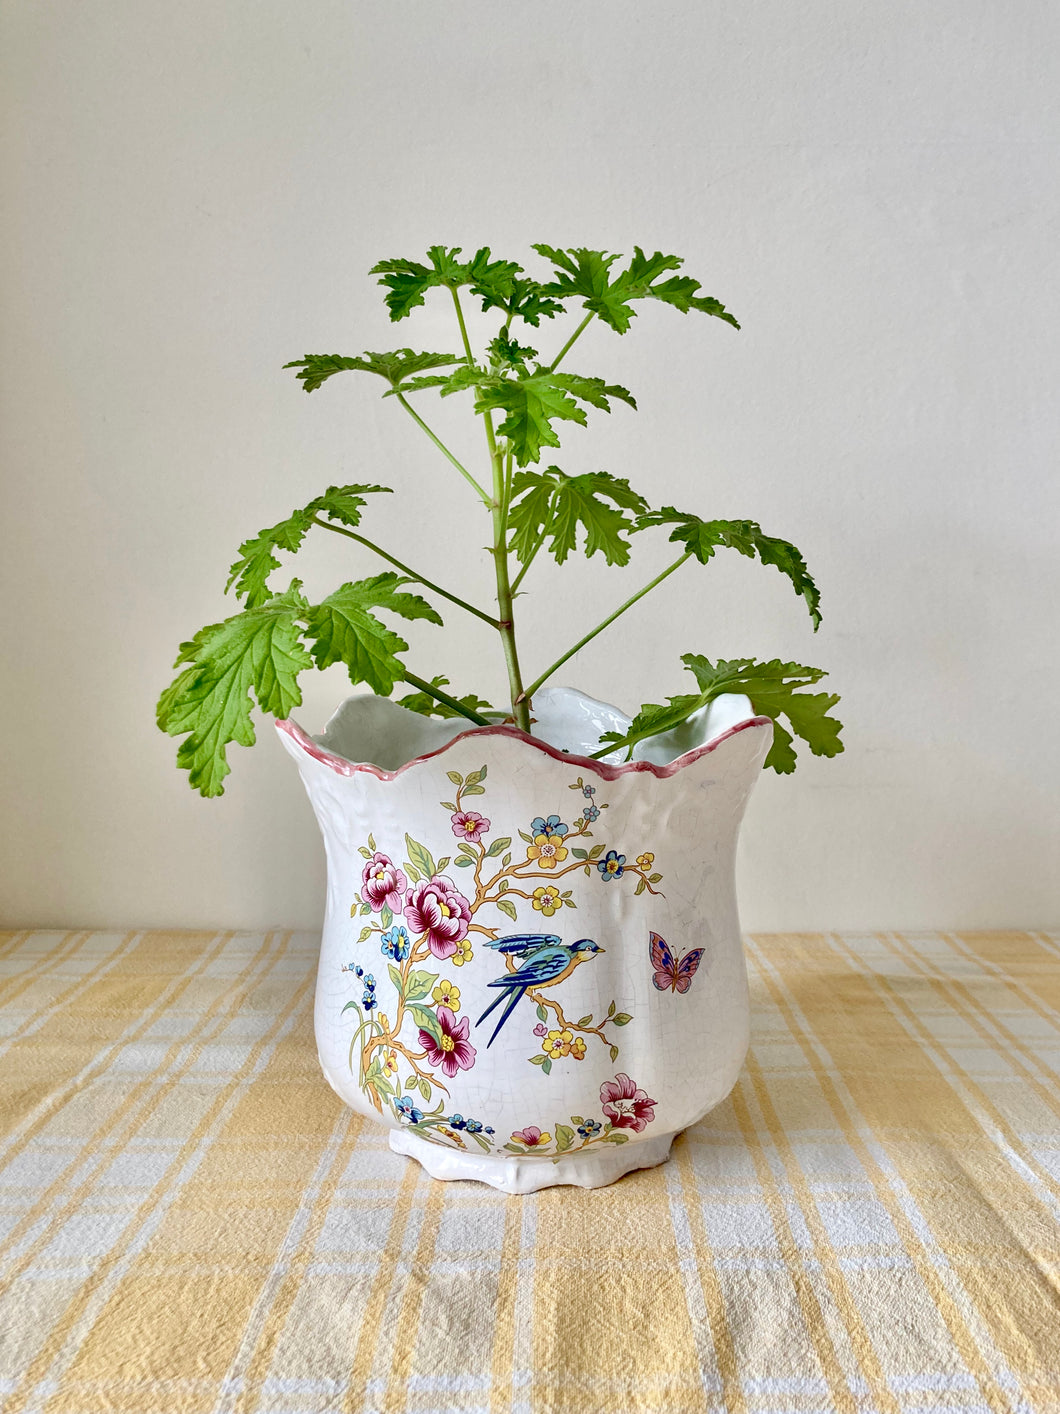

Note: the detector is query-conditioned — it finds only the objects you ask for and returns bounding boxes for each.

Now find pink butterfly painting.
[650,931,704,994]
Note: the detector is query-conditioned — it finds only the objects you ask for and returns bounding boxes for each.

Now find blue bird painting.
[475,933,605,1047]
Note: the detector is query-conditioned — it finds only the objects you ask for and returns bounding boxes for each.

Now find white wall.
[2,0,1058,931]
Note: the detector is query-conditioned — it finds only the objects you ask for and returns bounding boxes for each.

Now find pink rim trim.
[275,714,772,784]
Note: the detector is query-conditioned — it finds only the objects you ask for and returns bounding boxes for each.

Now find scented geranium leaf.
[598,656,843,774]
[637,508,821,629]
[532,244,740,334]
[488,330,538,371]
[226,484,391,607]
[508,467,648,565]
[284,349,461,395]
[397,677,494,720]
[304,573,442,695]
[474,373,586,465]
[370,247,521,321]
[157,581,313,797]
[471,368,635,466]
[550,372,637,412]
[476,276,564,326]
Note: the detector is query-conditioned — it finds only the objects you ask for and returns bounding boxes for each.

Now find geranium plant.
[158,244,843,795]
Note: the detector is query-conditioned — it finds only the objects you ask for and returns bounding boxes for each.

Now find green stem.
[395,393,491,506]
[311,518,499,627]
[484,413,532,732]
[449,285,532,733]
[519,552,692,702]
[400,671,491,726]
[548,312,594,372]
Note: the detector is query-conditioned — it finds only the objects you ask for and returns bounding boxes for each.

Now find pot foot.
[388,1128,677,1194]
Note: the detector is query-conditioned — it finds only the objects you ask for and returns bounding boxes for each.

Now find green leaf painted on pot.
[607,1000,616,1017]
[576,1014,593,1027]
[341,999,360,1014]
[387,963,404,995]
[440,801,458,813]
[403,969,436,1002]
[405,832,437,880]
[460,784,486,797]
[485,836,512,857]
[454,856,474,868]
[463,764,488,785]
[605,1130,629,1143]
[541,1057,552,1075]
[555,1124,575,1152]
[418,1077,432,1101]
[357,926,373,943]
[447,770,464,786]
[380,905,393,930]
[436,856,451,872]
[572,848,588,860]
[496,898,518,922]
[611,1013,632,1026]
[609,1044,620,1062]
[536,1004,548,1023]
[409,1004,443,1045]
[529,1053,547,1066]
[588,845,605,858]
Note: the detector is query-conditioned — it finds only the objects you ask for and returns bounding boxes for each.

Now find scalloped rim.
[274,712,772,784]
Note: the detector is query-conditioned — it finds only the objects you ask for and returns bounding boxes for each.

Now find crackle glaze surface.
[276,687,770,1191]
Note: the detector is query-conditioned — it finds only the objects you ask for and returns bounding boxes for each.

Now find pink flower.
[451,810,490,843]
[418,1005,476,1078]
[533,1023,547,1037]
[361,852,407,913]
[404,876,472,960]
[511,1125,550,1147]
[600,1073,657,1133]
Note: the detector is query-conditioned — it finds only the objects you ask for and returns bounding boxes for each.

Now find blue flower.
[362,991,377,1010]
[448,1113,466,1130]
[485,1126,494,1136]
[582,803,600,822]
[380,925,411,962]
[577,1118,602,1137]
[597,850,626,881]
[531,814,568,839]
[355,965,364,977]
[582,783,596,797]
[465,1118,483,1134]
[364,974,376,989]
[396,1095,423,1124]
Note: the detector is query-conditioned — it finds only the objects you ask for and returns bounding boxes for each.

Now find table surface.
[1,928,1058,1414]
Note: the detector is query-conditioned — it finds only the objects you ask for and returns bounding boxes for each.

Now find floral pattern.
[404,877,472,960]
[418,1005,476,1078]
[361,853,407,913]
[342,769,663,1154]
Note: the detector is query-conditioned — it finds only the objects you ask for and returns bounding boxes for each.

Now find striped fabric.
[1,929,1058,1413]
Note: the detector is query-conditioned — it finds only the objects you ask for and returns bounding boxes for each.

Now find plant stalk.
[450,285,532,733]
[400,671,491,726]
[548,312,594,372]
[519,552,692,702]
[310,518,500,627]
[395,393,492,506]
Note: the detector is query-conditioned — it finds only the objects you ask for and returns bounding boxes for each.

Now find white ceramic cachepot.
[276,686,770,1194]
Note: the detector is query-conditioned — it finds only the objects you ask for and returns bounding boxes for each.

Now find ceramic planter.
[276,687,770,1194]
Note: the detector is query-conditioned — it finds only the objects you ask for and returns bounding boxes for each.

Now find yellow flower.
[431,979,461,1010]
[381,1049,398,1079]
[570,1037,587,1060]
[450,938,473,967]
[636,852,655,869]
[542,1027,573,1058]
[532,885,561,917]
[526,834,568,870]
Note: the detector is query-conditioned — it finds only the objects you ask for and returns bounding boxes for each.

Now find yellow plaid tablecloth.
[1,928,1059,1413]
